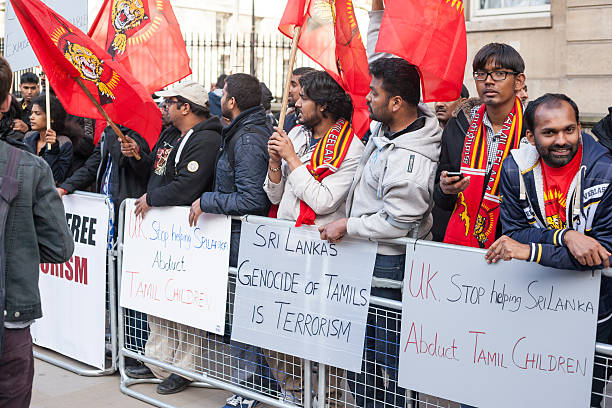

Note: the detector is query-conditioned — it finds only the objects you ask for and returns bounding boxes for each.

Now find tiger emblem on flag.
[109,0,149,57]
[52,26,121,104]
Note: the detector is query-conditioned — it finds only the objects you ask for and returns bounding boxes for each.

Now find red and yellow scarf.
[295,118,355,226]
[444,97,523,249]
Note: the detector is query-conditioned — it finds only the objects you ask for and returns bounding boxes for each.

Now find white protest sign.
[398,242,601,408]
[5,0,89,71]
[31,193,110,370]
[230,220,377,372]
[120,200,231,335]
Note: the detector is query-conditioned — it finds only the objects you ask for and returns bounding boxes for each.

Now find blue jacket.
[499,133,612,317]
[199,105,271,216]
[24,131,73,184]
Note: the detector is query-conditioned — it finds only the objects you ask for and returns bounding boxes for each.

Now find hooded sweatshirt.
[345,103,442,255]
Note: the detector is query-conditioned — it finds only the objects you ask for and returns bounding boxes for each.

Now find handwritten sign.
[31,193,110,369]
[398,242,601,408]
[5,0,89,71]
[230,221,377,372]
[120,200,231,335]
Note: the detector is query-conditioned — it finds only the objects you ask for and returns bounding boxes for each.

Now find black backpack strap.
[0,146,22,357]
[226,125,271,169]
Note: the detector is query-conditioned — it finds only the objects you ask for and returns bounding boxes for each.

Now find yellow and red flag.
[88,0,191,94]
[376,0,467,102]
[10,0,161,148]
[279,0,371,138]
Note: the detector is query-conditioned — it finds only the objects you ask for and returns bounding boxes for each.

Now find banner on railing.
[119,200,231,335]
[31,193,110,370]
[231,220,377,372]
[398,242,601,408]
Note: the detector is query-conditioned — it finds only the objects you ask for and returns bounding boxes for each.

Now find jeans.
[348,254,407,408]
[0,327,34,408]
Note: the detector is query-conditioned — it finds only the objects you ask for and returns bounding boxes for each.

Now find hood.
[592,107,612,151]
[453,97,482,120]
[193,115,223,134]
[375,102,442,162]
[222,105,267,139]
[510,131,609,173]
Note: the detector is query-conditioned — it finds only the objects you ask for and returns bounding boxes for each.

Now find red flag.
[10,0,161,148]
[88,0,191,94]
[375,0,467,102]
[279,0,371,137]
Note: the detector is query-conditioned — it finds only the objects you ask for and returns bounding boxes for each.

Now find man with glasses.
[433,42,527,251]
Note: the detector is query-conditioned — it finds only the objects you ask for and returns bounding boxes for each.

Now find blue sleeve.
[500,157,569,247]
[200,136,270,216]
[43,140,73,184]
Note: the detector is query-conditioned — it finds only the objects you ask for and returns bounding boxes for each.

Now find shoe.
[156,373,191,395]
[223,394,260,408]
[125,363,154,379]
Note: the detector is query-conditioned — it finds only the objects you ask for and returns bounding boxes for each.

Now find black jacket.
[199,105,271,216]
[59,126,150,213]
[593,106,612,151]
[144,117,222,207]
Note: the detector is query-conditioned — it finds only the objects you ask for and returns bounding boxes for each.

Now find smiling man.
[485,93,612,408]
[434,43,527,249]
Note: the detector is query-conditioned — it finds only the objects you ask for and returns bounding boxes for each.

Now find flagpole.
[75,77,141,160]
[45,77,51,150]
[277,25,302,131]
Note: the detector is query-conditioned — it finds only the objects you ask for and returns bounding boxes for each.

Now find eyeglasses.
[473,70,519,82]
[161,99,184,111]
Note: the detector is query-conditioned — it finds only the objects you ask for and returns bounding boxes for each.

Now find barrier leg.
[304,359,312,408]
[317,364,326,408]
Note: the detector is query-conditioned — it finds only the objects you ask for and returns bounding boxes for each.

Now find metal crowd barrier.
[33,191,118,376]
[115,204,612,407]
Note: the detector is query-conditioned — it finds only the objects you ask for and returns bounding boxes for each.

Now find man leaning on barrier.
[120,81,223,394]
[264,70,365,406]
[188,73,275,408]
[0,56,74,408]
[485,93,612,408]
[319,55,442,406]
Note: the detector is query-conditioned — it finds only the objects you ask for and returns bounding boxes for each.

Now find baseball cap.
[157,81,209,108]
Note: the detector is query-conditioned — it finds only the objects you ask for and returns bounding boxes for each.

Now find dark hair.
[176,95,210,118]
[0,57,12,105]
[225,73,262,111]
[293,67,316,77]
[32,94,67,133]
[298,71,353,122]
[369,57,420,106]
[472,43,525,74]
[461,85,470,99]
[260,82,273,111]
[20,72,39,85]
[215,74,227,90]
[524,93,580,133]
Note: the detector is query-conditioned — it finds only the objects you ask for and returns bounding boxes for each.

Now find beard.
[535,138,580,167]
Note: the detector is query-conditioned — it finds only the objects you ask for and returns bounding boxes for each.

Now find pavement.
[31,346,232,408]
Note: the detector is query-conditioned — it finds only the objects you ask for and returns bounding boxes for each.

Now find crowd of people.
[1,2,612,408]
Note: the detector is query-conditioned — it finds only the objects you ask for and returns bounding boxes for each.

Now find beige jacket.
[264,124,365,225]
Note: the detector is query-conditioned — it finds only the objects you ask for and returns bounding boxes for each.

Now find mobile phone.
[446,171,464,179]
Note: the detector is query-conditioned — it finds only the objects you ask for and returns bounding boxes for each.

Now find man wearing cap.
[120,81,223,394]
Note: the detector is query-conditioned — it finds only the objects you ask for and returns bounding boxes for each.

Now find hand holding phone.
[441,171,470,195]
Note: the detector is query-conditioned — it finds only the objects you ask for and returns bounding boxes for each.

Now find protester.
[485,93,612,408]
[278,67,317,134]
[188,73,274,408]
[592,105,612,151]
[24,94,72,184]
[517,83,529,108]
[434,84,469,129]
[260,82,277,128]
[319,54,441,407]
[0,56,74,408]
[431,95,482,241]
[209,74,227,118]
[264,70,364,405]
[434,43,527,249]
[6,97,26,142]
[121,81,223,395]
[63,115,95,178]
[13,72,40,133]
